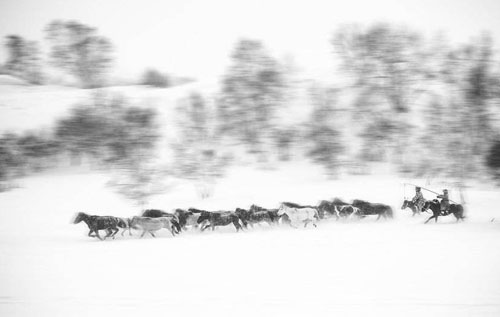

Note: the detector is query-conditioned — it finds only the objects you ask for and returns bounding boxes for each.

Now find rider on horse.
[412,187,425,212]
[437,189,450,215]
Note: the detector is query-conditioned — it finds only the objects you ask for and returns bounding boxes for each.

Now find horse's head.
[130,216,140,227]
[277,204,286,216]
[73,212,86,224]
[401,200,408,210]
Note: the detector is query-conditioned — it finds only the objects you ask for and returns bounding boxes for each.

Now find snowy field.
[0,164,500,317]
[1,82,500,316]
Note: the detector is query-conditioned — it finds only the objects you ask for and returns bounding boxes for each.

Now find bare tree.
[173,93,231,198]
[4,35,43,84]
[307,84,343,175]
[333,24,430,165]
[218,39,286,156]
[45,20,113,88]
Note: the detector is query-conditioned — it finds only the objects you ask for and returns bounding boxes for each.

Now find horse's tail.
[385,206,394,219]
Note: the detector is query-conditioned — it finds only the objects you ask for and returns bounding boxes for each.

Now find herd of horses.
[73,197,465,240]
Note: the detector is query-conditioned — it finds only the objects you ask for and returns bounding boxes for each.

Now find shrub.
[141,69,170,88]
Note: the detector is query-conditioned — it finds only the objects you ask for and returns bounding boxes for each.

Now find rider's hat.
[443,189,448,192]
[416,186,421,190]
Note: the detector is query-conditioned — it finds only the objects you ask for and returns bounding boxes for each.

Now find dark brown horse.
[422,200,465,223]
[352,199,393,220]
[73,212,121,240]
[235,207,275,228]
[196,210,243,232]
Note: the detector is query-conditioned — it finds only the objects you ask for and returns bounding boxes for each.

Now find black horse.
[249,204,288,225]
[401,200,422,217]
[422,199,465,223]
[196,210,243,232]
[141,209,182,234]
[235,207,275,228]
[73,212,121,240]
[352,199,393,220]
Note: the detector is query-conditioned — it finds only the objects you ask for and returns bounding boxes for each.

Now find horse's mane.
[188,208,205,213]
[282,201,305,208]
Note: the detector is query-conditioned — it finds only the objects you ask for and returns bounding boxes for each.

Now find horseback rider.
[437,189,450,215]
[412,187,425,212]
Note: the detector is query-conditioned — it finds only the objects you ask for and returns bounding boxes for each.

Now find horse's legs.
[376,214,382,221]
[88,229,96,238]
[140,230,147,238]
[95,230,103,240]
[424,215,436,224]
[104,228,113,240]
[171,225,178,235]
[150,231,156,238]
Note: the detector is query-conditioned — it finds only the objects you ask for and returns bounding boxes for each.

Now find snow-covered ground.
[0,163,500,317]
[1,81,500,316]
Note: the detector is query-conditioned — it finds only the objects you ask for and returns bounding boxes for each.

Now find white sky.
[1,0,500,81]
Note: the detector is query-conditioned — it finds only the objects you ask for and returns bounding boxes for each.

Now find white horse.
[130,216,176,238]
[277,203,319,228]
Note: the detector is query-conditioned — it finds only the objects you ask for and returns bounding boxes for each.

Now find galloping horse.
[422,200,465,224]
[130,216,176,237]
[401,200,422,217]
[196,210,243,232]
[235,208,275,228]
[73,212,121,240]
[352,199,393,220]
[141,209,182,234]
[249,205,281,222]
[277,203,319,228]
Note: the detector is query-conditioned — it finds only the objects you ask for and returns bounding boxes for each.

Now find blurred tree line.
[330,24,500,181]
[2,22,500,199]
[206,26,500,180]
